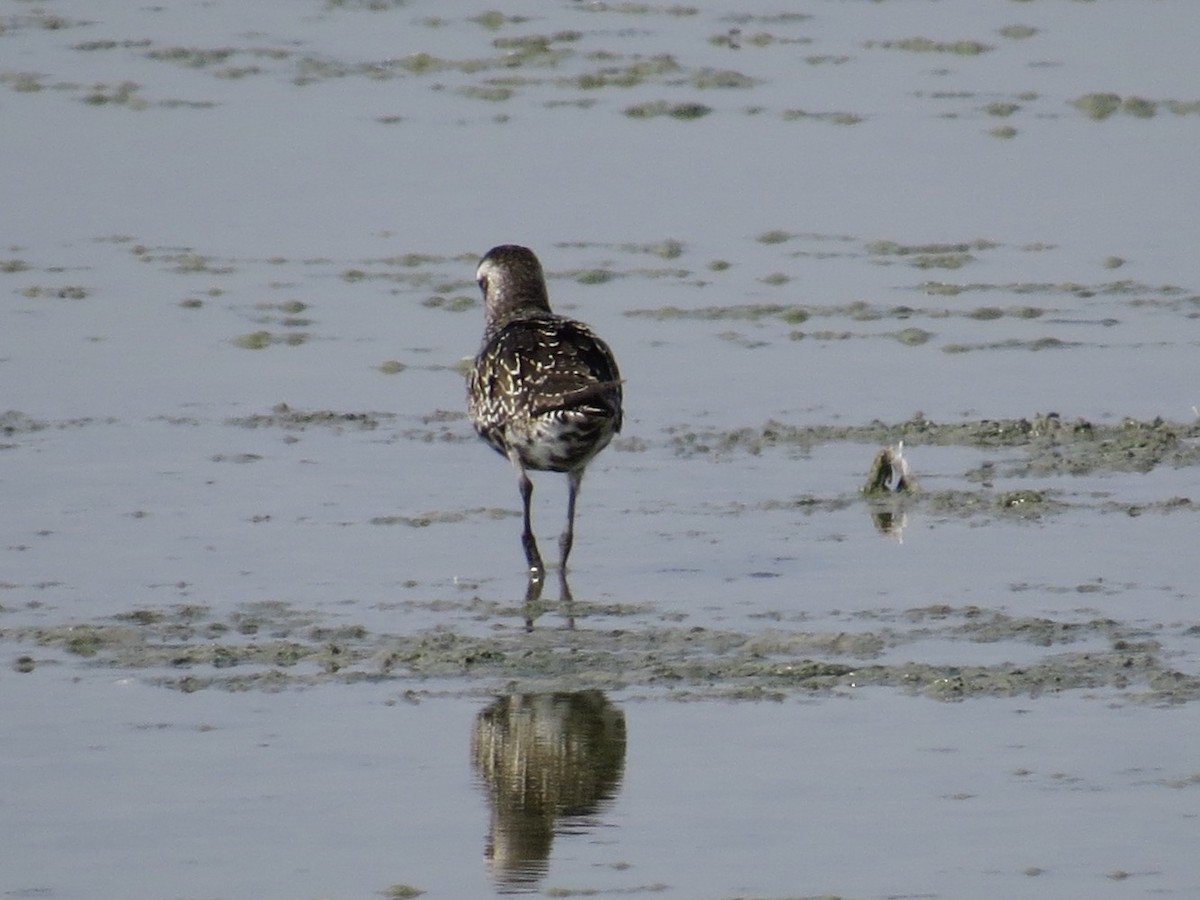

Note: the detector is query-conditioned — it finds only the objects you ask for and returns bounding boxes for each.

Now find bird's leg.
[559,468,584,571]
[517,468,544,575]
[557,566,576,630]
[523,567,546,632]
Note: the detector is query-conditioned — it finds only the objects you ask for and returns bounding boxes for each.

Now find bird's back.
[469,312,622,473]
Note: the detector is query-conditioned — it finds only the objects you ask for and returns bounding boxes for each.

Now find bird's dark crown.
[476,244,553,333]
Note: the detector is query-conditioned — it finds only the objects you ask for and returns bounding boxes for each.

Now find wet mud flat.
[8,592,1199,705]
[4,3,1200,896]
[6,411,1198,706]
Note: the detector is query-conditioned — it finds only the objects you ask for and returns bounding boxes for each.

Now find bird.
[467,244,623,576]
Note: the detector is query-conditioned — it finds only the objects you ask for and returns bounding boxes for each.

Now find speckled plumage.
[468,245,623,574]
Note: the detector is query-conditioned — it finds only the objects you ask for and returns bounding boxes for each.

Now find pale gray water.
[3,2,1200,898]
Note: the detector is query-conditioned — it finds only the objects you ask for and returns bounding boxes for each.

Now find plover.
[468,244,623,575]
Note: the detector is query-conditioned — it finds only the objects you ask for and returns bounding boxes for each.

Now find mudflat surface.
[3,2,1199,898]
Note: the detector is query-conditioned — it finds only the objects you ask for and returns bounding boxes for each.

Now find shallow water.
[4,1,1200,898]
[9,673,1200,899]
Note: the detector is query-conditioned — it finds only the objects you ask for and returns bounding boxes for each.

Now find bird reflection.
[521,568,577,631]
[471,691,626,892]
[867,502,909,540]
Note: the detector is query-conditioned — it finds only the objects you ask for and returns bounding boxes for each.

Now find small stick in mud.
[862,441,916,495]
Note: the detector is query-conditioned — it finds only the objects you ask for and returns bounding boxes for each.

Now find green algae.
[19,285,89,299]
[911,252,973,270]
[998,24,1037,40]
[628,239,684,259]
[1074,93,1123,120]
[81,80,146,108]
[893,326,933,346]
[756,230,791,245]
[574,3,698,15]
[666,413,1200,477]
[868,239,996,261]
[471,11,524,30]
[0,72,45,92]
[572,268,617,285]
[917,276,1168,300]
[227,402,391,431]
[8,596,1199,704]
[866,37,992,56]
[626,302,804,322]
[722,12,811,25]
[1165,99,1200,115]
[1123,96,1157,118]
[942,336,1076,353]
[230,331,273,350]
[146,46,239,68]
[369,508,514,528]
[966,306,1005,320]
[985,102,1020,117]
[625,296,1048,329]
[230,330,310,349]
[458,84,513,102]
[572,54,681,89]
[623,100,712,120]
[781,108,864,125]
[1071,92,1200,121]
[689,68,756,89]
